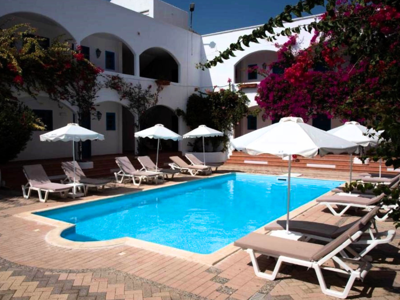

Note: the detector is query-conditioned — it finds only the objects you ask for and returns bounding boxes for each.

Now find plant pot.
[78,161,94,169]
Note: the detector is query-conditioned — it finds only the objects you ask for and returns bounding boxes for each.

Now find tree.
[177,88,250,151]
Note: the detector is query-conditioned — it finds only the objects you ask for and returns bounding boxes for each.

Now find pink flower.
[227,78,232,83]
[74,53,85,61]
[13,75,23,85]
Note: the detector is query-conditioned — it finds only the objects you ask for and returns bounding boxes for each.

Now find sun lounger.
[316,193,395,221]
[61,161,111,194]
[169,156,211,176]
[264,213,395,259]
[115,157,162,185]
[22,164,72,203]
[358,173,400,186]
[137,156,179,179]
[185,153,224,171]
[235,208,377,299]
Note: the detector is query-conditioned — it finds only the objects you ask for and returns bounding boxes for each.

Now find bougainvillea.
[0,23,103,162]
[252,0,400,226]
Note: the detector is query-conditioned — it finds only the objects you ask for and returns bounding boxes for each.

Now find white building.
[1,0,334,162]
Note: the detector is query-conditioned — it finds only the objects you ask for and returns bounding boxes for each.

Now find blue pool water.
[36,173,343,254]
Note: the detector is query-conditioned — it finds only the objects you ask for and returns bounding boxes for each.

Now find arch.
[0,12,77,44]
[139,47,180,83]
[81,32,136,76]
[234,50,278,84]
[139,105,179,153]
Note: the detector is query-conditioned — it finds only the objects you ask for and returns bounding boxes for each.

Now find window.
[247,115,257,130]
[312,114,331,131]
[24,34,50,50]
[106,113,116,131]
[314,62,328,72]
[272,66,284,74]
[81,46,90,60]
[248,64,258,80]
[33,110,53,131]
[105,51,115,70]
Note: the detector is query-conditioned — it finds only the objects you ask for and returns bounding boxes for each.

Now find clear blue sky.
[165,0,325,34]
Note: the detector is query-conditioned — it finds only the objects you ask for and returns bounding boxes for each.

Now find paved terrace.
[0,166,399,300]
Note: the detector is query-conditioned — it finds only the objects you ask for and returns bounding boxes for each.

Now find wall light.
[96,48,102,58]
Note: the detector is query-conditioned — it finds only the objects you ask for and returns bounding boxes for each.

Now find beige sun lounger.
[137,156,179,179]
[264,209,395,259]
[358,173,400,186]
[115,157,162,186]
[22,164,72,203]
[169,156,211,176]
[185,153,224,171]
[316,193,395,221]
[235,209,377,299]
[62,161,111,194]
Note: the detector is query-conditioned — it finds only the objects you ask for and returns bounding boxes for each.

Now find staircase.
[0,152,183,190]
[225,151,396,175]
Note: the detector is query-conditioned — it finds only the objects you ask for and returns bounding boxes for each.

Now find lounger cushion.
[116,157,137,174]
[23,165,51,186]
[34,182,71,192]
[79,178,111,185]
[264,220,357,239]
[317,193,385,206]
[361,174,400,185]
[235,233,324,261]
[62,161,86,181]
[311,207,379,261]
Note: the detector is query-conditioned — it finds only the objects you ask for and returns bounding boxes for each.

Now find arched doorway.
[81,33,135,75]
[140,47,179,83]
[139,105,179,154]
[234,50,278,83]
[0,12,76,47]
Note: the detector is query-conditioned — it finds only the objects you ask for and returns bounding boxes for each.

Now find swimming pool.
[36,173,343,254]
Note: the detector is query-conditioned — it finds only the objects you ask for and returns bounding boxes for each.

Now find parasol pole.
[202,136,206,165]
[286,155,292,232]
[156,138,160,171]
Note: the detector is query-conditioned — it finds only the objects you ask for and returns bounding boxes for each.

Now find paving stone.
[216,287,237,296]
[210,277,229,285]
[205,268,222,275]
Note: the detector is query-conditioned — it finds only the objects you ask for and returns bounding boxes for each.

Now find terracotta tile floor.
[0,167,399,300]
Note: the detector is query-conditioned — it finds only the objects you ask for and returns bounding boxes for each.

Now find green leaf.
[264,24,275,34]
[242,37,250,47]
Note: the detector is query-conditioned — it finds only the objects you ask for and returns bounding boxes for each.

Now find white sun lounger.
[137,156,179,179]
[264,208,395,259]
[169,156,211,176]
[185,153,223,171]
[316,193,395,221]
[235,209,377,299]
[115,156,162,186]
[62,161,111,194]
[22,164,72,203]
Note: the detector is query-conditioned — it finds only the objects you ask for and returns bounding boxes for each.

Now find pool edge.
[16,173,340,266]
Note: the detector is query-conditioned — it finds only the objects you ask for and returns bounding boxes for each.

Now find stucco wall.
[17,97,75,161]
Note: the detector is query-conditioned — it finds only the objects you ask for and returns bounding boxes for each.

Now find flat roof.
[202,14,321,37]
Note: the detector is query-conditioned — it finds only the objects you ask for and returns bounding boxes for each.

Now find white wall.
[91,102,123,155]
[111,0,154,16]
[1,0,204,160]
[111,0,188,30]
[16,97,75,161]
[235,51,278,83]
[154,0,188,30]
[81,35,123,73]
[201,16,317,89]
